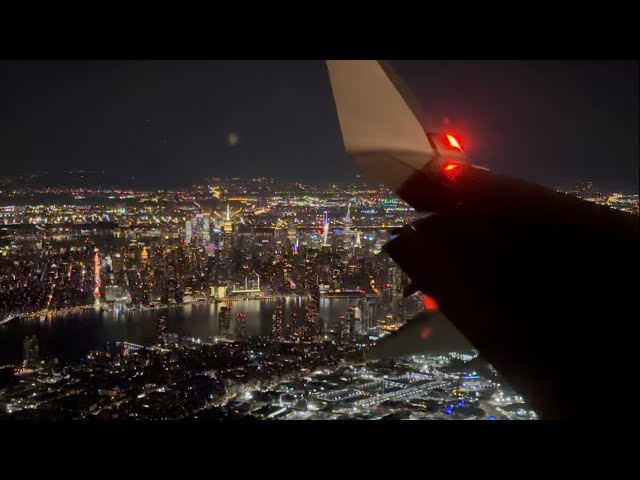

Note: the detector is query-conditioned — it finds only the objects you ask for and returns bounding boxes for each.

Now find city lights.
[2,175,623,420]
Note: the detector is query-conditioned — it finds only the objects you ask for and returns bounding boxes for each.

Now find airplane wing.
[325,60,639,419]
[326,60,468,194]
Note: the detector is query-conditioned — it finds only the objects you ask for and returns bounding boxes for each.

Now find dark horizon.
[1,169,634,196]
[1,60,638,193]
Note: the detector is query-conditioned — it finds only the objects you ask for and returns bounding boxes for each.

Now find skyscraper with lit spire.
[344,202,352,233]
[322,211,330,247]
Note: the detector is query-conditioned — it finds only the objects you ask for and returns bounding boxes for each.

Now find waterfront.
[0,297,362,364]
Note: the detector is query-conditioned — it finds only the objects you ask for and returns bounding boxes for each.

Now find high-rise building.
[272,305,284,339]
[287,224,297,245]
[223,204,233,233]
[186,219,193,244]
[203,216,211,243]
[345,307,362,337]
[288,312,300,340]
[322,211,330,248]
[352,306,363,335]
[186,214,211,246]
[104,285,131,303]
[303,283,323,340]
[344,202,352,233]
[218,306,231,335]
[337,315,349,342]
[23,335,39,366]
[359,298,379,333]
[235,313,247,338]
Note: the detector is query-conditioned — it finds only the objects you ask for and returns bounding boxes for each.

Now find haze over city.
[1,60,638,192]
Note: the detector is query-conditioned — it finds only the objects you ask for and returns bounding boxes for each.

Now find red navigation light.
[443,163,461,173]
[446,134,463,151]
[359,290,366,294]
[420,327,432,340]
[442,162,463,180]
[422,294,439,312]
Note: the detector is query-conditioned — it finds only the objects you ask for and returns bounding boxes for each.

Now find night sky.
[1,60,637,192]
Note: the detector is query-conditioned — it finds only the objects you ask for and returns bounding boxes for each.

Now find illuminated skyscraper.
[344,307,362,337]
[223,204,233,233]
[218,306,231,335]
[235,313,247,338]
[337,315,349,342]
[186,219,193,243]
[359,298,378,333]
[303,283,323,340]
[287,224,297,244]
[203,216,211,242]
[214,204,244,234]
[352,306,363,335]
[322,211,330,247]
[272,305,284,339]
[94,248,102,306]
[287,223,299,255]
[186,214,211,246]
[344,202,352,233]
[23,335,39,366]
[288,312,300,340]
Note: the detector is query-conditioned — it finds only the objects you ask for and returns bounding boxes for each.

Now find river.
[0,297,362,364]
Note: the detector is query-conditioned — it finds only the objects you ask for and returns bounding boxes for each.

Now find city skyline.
[0,173,635,420]
[1,59,637,421]
[1,173,530,420]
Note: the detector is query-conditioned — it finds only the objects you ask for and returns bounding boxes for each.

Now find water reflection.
[0,297,359,364]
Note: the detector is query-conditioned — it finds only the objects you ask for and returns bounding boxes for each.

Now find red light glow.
[420,327,432,340]
[446,134,463,151]
[442,162,463,179]
[422,294,439,312]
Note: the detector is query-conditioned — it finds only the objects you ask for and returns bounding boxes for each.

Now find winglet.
[326,60,438,191]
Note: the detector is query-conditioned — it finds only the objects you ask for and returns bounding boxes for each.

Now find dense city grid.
[0,173,636,420]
